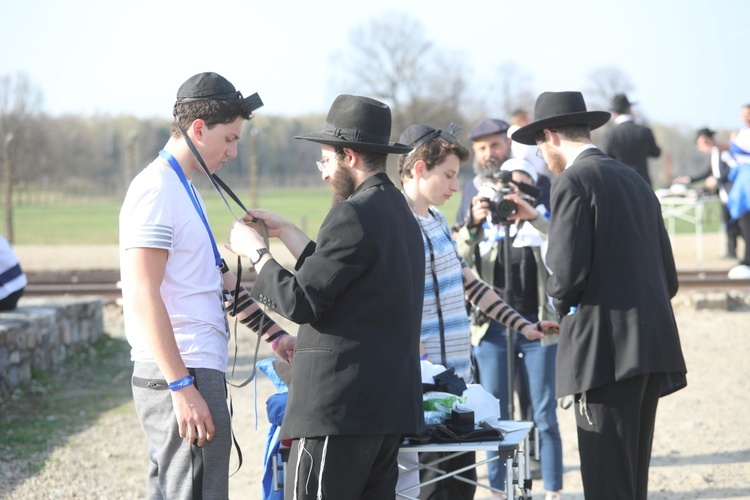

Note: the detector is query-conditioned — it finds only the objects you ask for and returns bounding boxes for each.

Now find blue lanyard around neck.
[159,150,222,268]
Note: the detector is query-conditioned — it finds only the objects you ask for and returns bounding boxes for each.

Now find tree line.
[0,14,727,240]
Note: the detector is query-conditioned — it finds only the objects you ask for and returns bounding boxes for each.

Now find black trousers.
[721,204,741,256]
[575,373,664,500]
[735,212,750,265]
[285,434,401,500]
[0,288,23,311]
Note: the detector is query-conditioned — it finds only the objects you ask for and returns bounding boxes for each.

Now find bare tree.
[584,66,634,111]
[0,73,42,241]
[480,62,536,119]
[332,13,470,140]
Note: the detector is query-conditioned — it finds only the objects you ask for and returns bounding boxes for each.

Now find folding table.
[397,420,534,499]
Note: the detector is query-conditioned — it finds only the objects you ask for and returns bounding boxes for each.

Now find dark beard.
[331,164,356,205]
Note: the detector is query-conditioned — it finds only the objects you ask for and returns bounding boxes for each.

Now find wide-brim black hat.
[295,94,412,154]
[511,91,611,146]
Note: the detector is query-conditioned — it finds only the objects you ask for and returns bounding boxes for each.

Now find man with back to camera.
[119,72,292,499]
[226,94,425,499]
[603,93,661,186]
[455,118,512,226]
[512,91,687,499]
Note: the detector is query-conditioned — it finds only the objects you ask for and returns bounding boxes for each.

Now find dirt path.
[2,304,748,499]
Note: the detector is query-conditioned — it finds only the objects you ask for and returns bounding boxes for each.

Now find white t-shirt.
[119,159,229,372]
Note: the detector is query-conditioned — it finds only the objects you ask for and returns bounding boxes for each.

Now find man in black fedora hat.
[603,93,662,186]
[227,94,425,499]
[513,91,687,499]
[120,72,292,499]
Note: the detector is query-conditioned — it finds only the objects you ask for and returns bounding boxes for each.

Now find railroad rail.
[21,269,750,298]
[24,270,257,299]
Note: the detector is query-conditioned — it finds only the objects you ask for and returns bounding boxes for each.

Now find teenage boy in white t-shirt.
[119,72,293,499]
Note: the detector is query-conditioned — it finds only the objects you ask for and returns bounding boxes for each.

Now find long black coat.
[250,172,426,439]
[604,121,661,186]
[546,148,687,399]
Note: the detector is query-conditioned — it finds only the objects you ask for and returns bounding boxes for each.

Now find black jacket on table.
[546,148,687,399]
[250,172,426,440]
[604,120,661,186]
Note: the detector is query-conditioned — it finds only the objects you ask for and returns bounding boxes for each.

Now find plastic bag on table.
[455,383,501,424]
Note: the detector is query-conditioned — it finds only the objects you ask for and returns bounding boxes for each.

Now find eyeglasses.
[316,157,330,172]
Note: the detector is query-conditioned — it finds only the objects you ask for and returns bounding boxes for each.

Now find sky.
[1,0,749,131]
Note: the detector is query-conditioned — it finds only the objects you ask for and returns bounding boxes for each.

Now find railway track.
[24,270,257,299]
[21,269,750,298]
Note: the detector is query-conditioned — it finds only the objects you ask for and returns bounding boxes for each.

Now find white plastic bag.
[455,384,501,424]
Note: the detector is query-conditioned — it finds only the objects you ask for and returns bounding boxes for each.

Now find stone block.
[0,297,104,397]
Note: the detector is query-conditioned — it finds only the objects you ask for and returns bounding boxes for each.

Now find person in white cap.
[456,156,563,499]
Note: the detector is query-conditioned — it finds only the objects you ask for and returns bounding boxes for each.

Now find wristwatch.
[251,248,270,266]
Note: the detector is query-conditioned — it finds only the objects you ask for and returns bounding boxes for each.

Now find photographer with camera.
[455,118,512,226]
[456,158,563,500]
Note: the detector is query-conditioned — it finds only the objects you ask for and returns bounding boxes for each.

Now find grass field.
[0,187,719,245]
[2,187,464,245]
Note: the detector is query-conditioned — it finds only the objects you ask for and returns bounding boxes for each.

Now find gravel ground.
[3,305,749,499]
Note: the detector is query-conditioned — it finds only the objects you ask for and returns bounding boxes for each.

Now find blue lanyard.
[159,150,222,268]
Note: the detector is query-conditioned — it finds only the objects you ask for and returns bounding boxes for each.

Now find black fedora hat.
[295,95,412,154]
[511,91,611,146]
[611,93,635,113]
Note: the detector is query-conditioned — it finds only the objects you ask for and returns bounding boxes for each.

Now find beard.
[546,149,567,175]
[473,154,509,179]
[331,163,357,205]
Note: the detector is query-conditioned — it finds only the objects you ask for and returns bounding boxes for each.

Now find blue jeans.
[473,315,563,492]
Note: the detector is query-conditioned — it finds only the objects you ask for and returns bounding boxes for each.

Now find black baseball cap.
[175,72,263,112]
